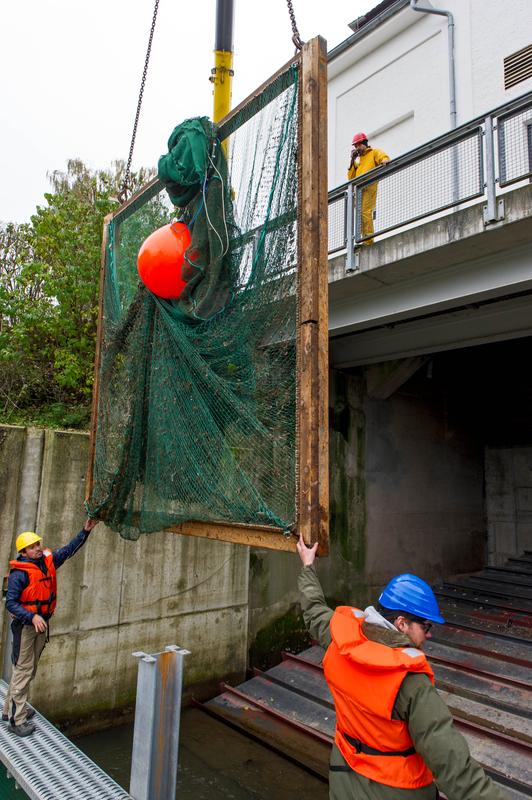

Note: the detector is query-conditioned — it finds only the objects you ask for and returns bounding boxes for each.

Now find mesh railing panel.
[355,131,484,241]
[88,67,300,539]
[328,194,346,253]
[498,106,532,186]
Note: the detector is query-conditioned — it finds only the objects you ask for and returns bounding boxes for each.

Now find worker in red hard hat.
[348,132,389,246]
[296,535,509,800]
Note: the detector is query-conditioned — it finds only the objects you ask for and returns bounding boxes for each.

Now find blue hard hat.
[379,573,445,624]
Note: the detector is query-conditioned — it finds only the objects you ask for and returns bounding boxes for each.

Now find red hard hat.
[352,132,368,145]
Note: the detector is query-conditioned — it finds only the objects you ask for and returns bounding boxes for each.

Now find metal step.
[472,570,532,588]
[436,584,532,615]
[485,564,532,577]
[424,640,532,691]
[432,623,532,666]
[0,680,130,800]
[437,601,532,640]
[449,577,532,601]
[508,556,532,567]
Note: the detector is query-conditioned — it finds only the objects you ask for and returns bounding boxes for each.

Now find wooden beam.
[298,37,329,555]
[86,215,112,503]
[87,43,329,556]
[165,520,297,552]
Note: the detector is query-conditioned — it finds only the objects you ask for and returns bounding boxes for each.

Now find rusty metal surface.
[201,553,532,797]
[436,584,532,615]
[451,577,532,601]
[199,690,331,778]
[424,641,532,688]
[431,624,532,666]
[436,603,532,638]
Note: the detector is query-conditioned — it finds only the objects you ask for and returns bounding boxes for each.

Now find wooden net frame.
[87,37,328,554]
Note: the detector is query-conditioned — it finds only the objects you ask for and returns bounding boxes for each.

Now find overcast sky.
[0,1,375,223]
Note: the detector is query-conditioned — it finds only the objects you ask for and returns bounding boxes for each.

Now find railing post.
[354,184,362,245]
[345,183,355,272]
[129,645,190,800]
[483,115,504,225]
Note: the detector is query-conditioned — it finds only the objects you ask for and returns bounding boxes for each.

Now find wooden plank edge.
[297,36,329,556]
[165,520,298,552]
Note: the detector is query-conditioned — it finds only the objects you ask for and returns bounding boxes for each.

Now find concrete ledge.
[329,183,532,300]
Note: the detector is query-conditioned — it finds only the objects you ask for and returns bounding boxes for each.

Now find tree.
[0,159,154,424]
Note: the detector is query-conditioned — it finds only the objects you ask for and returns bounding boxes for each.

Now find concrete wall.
[317,366,486,607]
[0,425,249,728]
[485,447,532,565]
[328,1,532,188]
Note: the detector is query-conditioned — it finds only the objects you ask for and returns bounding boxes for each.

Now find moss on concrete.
[249,604,311,671]
[329,371,367,574]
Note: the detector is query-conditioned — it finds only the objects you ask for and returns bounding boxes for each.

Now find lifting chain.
[286,0,304,51]
[118,0,160,204]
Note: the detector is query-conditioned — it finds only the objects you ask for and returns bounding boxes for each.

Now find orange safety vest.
[323,606,435,789]
[9,550,57,618]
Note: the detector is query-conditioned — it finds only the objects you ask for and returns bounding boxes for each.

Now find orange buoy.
[137,221,191,299]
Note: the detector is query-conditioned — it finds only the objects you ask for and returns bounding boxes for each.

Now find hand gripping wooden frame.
[87,37,328,554]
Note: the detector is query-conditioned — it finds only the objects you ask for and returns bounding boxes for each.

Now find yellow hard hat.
[15,531,42,552]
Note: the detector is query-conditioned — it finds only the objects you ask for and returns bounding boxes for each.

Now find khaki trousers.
[3,622,46,726]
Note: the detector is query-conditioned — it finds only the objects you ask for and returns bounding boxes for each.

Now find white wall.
[468,0,532,116]
[328,0,532,189]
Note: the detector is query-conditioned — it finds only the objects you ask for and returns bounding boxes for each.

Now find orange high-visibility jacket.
[9,550,57,618]
[323,606,435,789]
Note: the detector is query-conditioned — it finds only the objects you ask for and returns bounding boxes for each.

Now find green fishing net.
[87,65,300,540]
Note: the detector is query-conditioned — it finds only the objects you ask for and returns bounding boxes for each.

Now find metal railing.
[328,91,532,266]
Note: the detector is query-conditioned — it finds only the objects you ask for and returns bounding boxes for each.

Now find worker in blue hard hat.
[296,536,508,800]
[2,518,99,738]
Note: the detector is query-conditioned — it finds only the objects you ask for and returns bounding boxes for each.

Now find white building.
[328,0,532,188]
[322,0,532,586]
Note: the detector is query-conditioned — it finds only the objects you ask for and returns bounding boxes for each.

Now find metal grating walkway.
[0,680,131,800]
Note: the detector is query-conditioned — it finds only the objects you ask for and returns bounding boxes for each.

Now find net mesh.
[87,66,299,540]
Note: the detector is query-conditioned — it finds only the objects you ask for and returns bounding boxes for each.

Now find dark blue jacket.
[6,528,91,625]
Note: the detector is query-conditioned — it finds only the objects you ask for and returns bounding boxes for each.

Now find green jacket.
[298,565,508,800]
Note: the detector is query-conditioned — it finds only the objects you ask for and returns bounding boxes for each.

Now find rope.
[286,0,304,51]
[119,0,160,203]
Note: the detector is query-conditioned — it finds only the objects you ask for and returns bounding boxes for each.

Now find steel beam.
[129,645,190,800]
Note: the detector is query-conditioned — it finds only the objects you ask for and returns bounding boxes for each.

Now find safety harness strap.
[342,731,416,758]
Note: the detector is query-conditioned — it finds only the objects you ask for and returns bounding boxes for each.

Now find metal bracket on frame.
[346,246,360,273]
[345,183,360,273]
[483,197,505,226]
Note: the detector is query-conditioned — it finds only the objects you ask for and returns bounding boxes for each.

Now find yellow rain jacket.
[347,147,389,180]
[347,147,389,244]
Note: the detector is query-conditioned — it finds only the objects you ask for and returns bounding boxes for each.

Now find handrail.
[330,89,532,200]
[328,88,532,255]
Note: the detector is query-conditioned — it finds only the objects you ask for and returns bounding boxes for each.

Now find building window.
[504,44,532,90]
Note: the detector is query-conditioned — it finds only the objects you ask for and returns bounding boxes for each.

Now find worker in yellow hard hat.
[3,518,98,737]
[348,132,389,246]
